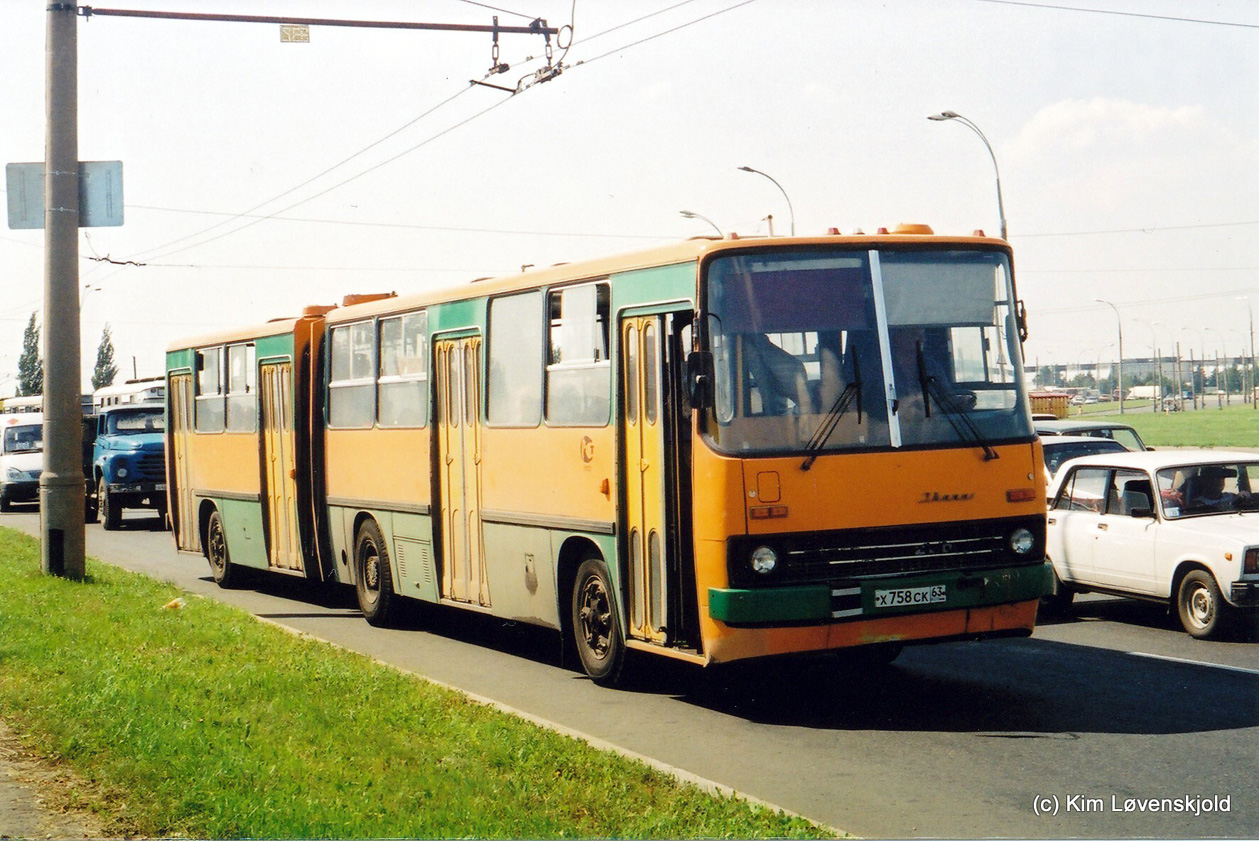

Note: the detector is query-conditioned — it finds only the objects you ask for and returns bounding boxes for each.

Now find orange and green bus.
[166,225,1051,685]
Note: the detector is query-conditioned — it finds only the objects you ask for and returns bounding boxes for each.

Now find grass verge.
[1082,404,1259,448]
[0,528,831,839]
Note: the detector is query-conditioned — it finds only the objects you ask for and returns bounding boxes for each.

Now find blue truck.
[91,403,168,529]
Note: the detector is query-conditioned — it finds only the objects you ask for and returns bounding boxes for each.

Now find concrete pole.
[41,2,85,579]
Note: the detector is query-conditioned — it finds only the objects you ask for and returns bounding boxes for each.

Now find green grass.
[0,529,831,839]
[1073,403,1259,448]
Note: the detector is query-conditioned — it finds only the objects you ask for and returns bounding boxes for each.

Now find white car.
[1045,450,1259,639]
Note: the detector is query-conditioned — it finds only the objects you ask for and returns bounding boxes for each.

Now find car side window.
[1110,469,1152,516]
[1057,467,1110,513]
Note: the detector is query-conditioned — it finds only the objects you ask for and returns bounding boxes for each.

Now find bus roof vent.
[302,304,338,317]
[893,223,935,235]
[342,292,397,307]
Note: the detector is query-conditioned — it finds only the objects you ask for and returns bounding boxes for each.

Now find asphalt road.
[5,508,1257,839]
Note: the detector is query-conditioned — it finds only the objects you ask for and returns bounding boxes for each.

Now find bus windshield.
[703,247,1031,455]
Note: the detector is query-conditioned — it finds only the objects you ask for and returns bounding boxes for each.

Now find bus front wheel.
[355,520,395,628]
[571,557,626,687]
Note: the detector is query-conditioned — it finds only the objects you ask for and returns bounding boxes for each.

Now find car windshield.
[703,247,1031,455]
[1157,462,1259,518]
[2,424,42,454]
[1079,426,1144,451]
[1043,440,1127,476]
[107,409,164,435]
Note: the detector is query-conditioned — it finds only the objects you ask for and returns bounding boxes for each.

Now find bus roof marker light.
[827,227,841,235]
[877,227,889,235]
[893,223,934,236]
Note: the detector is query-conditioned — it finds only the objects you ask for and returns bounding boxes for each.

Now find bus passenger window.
[226,343,256,432]
[378,312,428,427]
[329,322,375,428]
[546,283,610,427]
[195,347,225,433]
[488,292,543,427]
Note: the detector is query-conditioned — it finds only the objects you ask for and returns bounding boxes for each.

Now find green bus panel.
[166,348,196,372]
[255,332,296,362]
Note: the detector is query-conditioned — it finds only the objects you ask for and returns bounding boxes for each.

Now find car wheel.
[0,495,10,513]
[1177,570,1231,640]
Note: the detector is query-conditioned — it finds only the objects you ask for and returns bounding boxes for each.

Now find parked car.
[1040,435,1129,480]
[1044,450,1259,639]
[91,403,167,529]
[1034,419,1149,451]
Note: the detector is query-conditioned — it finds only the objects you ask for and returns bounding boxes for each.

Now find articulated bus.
[166,225,1051,685]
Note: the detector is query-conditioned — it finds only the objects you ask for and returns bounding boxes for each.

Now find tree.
[91,324,118,391]
[17,312,42,397]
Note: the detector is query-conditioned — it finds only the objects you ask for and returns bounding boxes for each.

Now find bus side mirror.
[1016,299,1029,343]
[687,351,714,409]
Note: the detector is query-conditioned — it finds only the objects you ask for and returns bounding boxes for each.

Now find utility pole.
[41,2,85,579]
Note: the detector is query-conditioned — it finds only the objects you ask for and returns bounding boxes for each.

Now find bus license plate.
[875,585,947,608]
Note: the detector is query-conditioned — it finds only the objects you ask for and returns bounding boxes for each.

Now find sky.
[1,0,1257,392]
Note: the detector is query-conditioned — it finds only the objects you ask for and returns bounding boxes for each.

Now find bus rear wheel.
[571,557,626,687]
[355,520,395,628]
[205,509,239,588]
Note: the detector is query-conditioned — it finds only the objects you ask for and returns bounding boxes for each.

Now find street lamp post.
[678,210,722,238]
[737,166,795,236]
[927,111,1007,241]
[1097,299,1123,414]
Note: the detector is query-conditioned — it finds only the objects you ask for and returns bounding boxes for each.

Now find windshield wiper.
[916,341,998,461]
[802,348,863,471]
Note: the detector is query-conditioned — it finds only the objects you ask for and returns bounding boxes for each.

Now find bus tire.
[355,519,395,628]
[571,557,626,687]
[205,508,239,588]
[1039,566,1075,616]
[99,478,121,531]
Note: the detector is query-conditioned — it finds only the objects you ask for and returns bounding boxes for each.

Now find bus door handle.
[1097,523,1108,531]
[639,459,650,473]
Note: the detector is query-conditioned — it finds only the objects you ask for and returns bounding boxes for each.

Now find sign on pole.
[5,160,124,229]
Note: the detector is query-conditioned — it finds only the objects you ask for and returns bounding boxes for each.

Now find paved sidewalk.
[0,721,108,840]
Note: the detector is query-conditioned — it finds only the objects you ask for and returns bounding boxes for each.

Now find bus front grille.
[726,516,1044,589]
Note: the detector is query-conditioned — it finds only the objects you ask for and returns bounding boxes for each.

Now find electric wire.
[968,0,1259,29]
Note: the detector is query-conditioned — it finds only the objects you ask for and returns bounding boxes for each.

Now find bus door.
[435,337,490,607]
[168,372,198,552]
[621,314,691,645]
[260,362,303,573]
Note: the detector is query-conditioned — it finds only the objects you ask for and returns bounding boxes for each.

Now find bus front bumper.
[708,562,1052,626]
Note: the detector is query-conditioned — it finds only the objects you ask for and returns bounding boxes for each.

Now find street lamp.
[1181,327,1204,410]
[1234,297,1256,409]
[927,111,1007,241]
[678,210,722,238]
[737,166,795,236]
[1096,299,1123,414]
[1135,318,1165,413]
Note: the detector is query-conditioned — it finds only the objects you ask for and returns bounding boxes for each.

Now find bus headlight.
[750,545,778,575]
[1010,528,1035,555]
[116,467,128,479]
